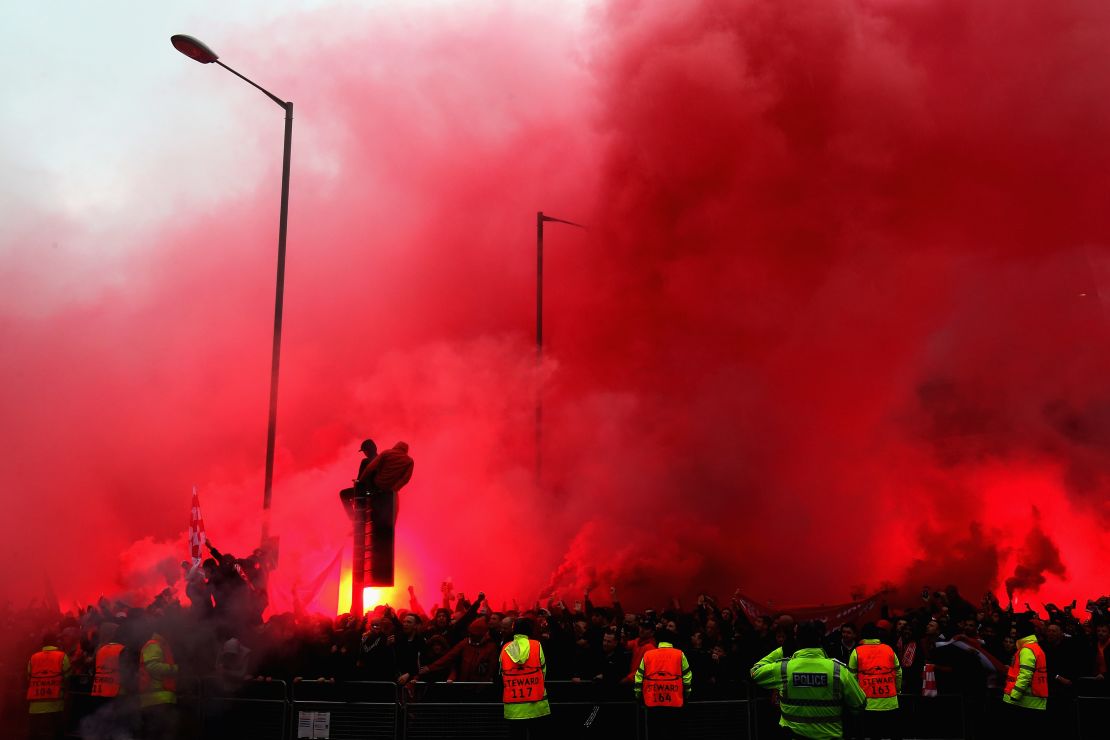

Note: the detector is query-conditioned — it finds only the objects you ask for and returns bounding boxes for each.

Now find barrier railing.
[1076,696,1110,740]
[202,678,288,740]
[897,692,966,738]
[290,680,399,740]
[10,672,1099,739]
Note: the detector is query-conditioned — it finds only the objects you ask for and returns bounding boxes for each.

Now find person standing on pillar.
[340,438,378,520]
[1001,618,1048,739]
[752,620,866,739]
[139,625,180,740]
[499,617,551,739]
[848,622,902,740]
[634,627,692,740]
[26,632,71,740]
[357,441,414,586]
[357,441,414,523]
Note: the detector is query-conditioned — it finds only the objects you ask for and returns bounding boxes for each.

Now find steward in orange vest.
[849,623,902,709]
[27,633,72,740]
[498,616,551,735]
[92,622,127,699]
[849,623,902,740]
[634,629,692,740]
[1001,622,1048,740]
[1003,634,1048,709]
[88,622,137,738]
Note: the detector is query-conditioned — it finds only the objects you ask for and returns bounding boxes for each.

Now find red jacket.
[624,638,656,684]
[424,635,499,682]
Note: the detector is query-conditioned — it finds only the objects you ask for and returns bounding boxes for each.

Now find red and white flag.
[189,486,207,569]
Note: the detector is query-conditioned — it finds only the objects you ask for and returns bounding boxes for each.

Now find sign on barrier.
[290,681,398,740]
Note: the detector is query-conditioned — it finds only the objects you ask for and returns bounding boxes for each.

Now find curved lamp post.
[172,34,293,547]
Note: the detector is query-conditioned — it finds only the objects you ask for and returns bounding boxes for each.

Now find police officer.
[499,617,550,739]
[27,632,71,740]
[752,620,866,739]
[848,622,902,740]
[634,627,692,740]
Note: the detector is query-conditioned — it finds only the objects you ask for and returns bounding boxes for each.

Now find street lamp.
[535,211,584,483]
[172,34,293,547]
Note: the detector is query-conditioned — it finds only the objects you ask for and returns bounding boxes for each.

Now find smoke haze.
[2,0,1109,614]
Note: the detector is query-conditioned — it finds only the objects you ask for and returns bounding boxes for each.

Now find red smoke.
[3,0,1110,615]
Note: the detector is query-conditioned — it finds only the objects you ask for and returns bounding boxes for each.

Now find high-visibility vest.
[92,643,125,698]
[139,637,177,694]
[921,663,937,697]
[27,650,65,702]
[778,655,844,730]
[1004,642,1048,698]
[855,643,897,699]
[641,647,685,707]
[500,639,545,704]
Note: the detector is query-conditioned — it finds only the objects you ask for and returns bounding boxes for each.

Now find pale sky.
[0,0,591,311]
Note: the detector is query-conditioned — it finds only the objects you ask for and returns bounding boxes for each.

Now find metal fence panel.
[898,693,966,738]
[203,696,287,740]
[290,681,398,740]
[404,702,509,740]
[680,700,750,740]
[1077,696,1110,740]
[292,701,398,740]
[550,700,638,736]
[202,679,288,740]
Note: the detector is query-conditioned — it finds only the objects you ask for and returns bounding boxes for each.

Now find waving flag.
[189,486,207,569]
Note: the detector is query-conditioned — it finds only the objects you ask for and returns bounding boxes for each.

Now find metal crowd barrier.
[1076,696,1110,740]
[28,672,1108,740]
[62,675,204,739]
[201,678,288,740]
[753,692,967,740]
[290,680,399,740]
[897,692,967,738]
[403,682,506,740]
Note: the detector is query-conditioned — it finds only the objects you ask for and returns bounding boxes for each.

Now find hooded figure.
[359,441,414,494]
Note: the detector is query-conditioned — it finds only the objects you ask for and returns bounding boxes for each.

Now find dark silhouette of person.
[339,439,377,520]
[356,441,413,586]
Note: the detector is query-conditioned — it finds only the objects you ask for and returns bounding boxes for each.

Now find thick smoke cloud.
[2,0,1110,614]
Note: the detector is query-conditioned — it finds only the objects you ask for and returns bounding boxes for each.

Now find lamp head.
[171,35,219,64]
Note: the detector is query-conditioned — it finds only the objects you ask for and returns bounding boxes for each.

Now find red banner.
[734,592,883,630]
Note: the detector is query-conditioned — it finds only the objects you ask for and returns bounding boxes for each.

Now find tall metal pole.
[261,101,293,545]
[533,212,583,486]
[536,212,545,483]
[172,37,294,552]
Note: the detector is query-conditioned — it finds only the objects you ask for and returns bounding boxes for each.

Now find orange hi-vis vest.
[501,639,545,704]
[139,637,177,693]
[1004,642,1048,698]
[642,647,685,707]
[27,650,65,702]
[855,643,897,699]
[92,644,125,698]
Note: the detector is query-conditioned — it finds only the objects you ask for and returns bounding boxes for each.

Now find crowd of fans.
[3,558,1110,738]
